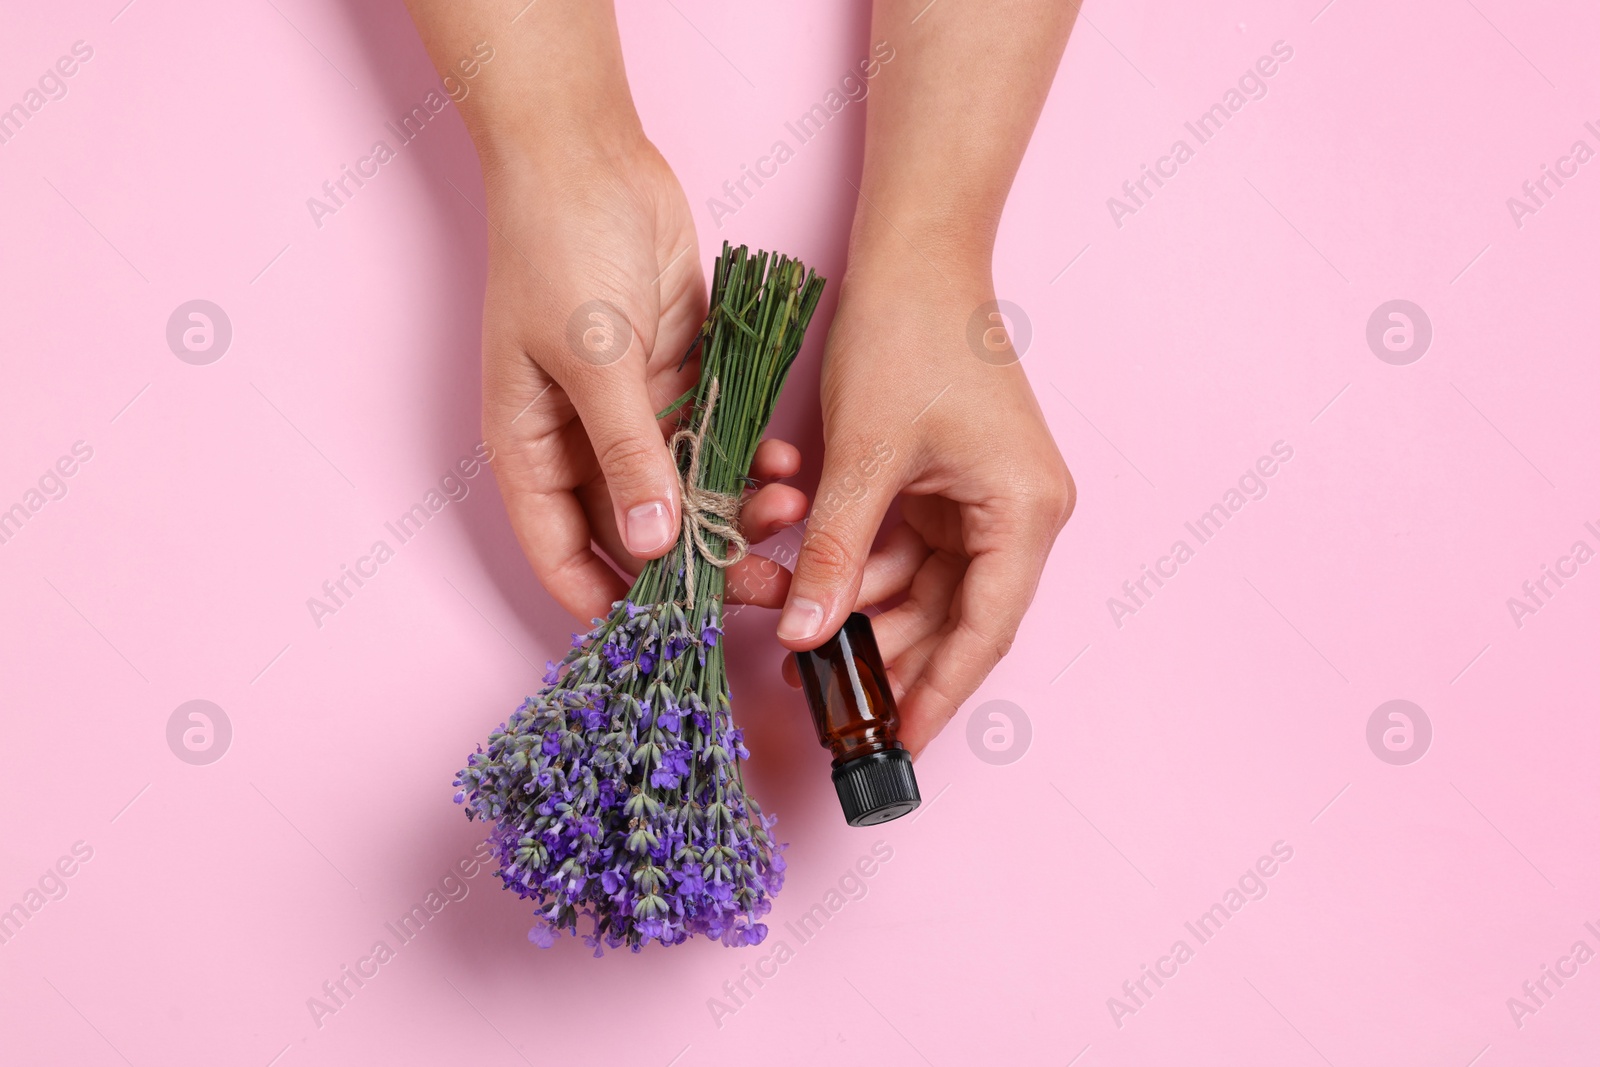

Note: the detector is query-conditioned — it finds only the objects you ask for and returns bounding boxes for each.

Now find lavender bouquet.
[454,245,824,953]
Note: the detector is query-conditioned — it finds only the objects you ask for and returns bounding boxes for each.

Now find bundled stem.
[633,245,824,611]
[454,244,824,953]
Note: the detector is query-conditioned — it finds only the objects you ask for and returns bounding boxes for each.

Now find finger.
[869,548,964,663]
[855,522,933,608]
[780,651,800,688]
[553,330,683,561]
[483,351,628,620]
[651,238,709,374]
[722,484,805,607]
[738,483,807,544]
[577,477,639,577]
[750,438,801,483]
[495,464,628,622]
[725,553,792,608]
[872,554,964,700]
[881,610,954,699]
[777,439,900,649]
[895,538,1054,758]
[885,653,920,703]
[587,473,807,587]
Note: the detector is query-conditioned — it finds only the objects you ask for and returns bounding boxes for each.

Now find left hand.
[777,251,1075,757]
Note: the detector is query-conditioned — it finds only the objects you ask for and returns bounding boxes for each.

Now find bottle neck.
[827,725,902,766]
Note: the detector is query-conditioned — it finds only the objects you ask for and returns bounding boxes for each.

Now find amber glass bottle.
[794,612,921,826]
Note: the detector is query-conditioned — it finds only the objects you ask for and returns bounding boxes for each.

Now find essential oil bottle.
[794,612,921,826]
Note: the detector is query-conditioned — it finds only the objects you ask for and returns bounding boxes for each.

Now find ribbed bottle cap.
[831,749,920,826]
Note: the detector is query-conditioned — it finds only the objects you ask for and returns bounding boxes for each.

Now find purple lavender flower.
[648,747,691,789]
[657,703,682,733]
[452,601,786,954]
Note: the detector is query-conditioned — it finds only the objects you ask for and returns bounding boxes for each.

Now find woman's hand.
[779,250,1075,757]
[399,0,807,624]
[478,135,808,622]
[770,0,1079,755]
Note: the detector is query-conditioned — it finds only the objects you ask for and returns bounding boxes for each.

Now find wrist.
[842,216,994,298]
[471,100,646,179]
[843,196,996,289]
[449,3,646,178]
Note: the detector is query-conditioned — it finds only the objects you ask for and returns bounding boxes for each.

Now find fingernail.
[625,500,674,554]
[777,597,825,643]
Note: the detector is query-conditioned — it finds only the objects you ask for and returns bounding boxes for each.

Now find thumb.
[559,356,682,560]
[778,439,899,648]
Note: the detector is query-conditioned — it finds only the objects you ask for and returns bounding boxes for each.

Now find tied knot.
[668,378,748,608]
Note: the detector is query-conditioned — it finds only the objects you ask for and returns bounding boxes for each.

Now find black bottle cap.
[832,749,920,826]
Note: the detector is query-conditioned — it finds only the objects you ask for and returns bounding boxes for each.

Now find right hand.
[478,135,808,622]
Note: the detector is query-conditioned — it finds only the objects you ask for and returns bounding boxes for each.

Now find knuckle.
[1014,458,1077,529]
[482,410,522,453]
[960,623,1012,673]
[482,419,553,481]
[541,545,588,586]
[482,425,513,465]
[935,625,1010,695]
[797,522,856,584]
[1052,463,1078,527]
[594,434,663,485]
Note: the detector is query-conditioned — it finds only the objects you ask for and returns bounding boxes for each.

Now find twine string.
[669,378,748,608]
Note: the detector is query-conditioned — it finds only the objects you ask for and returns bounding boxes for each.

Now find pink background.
[3,0,1598,1064]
